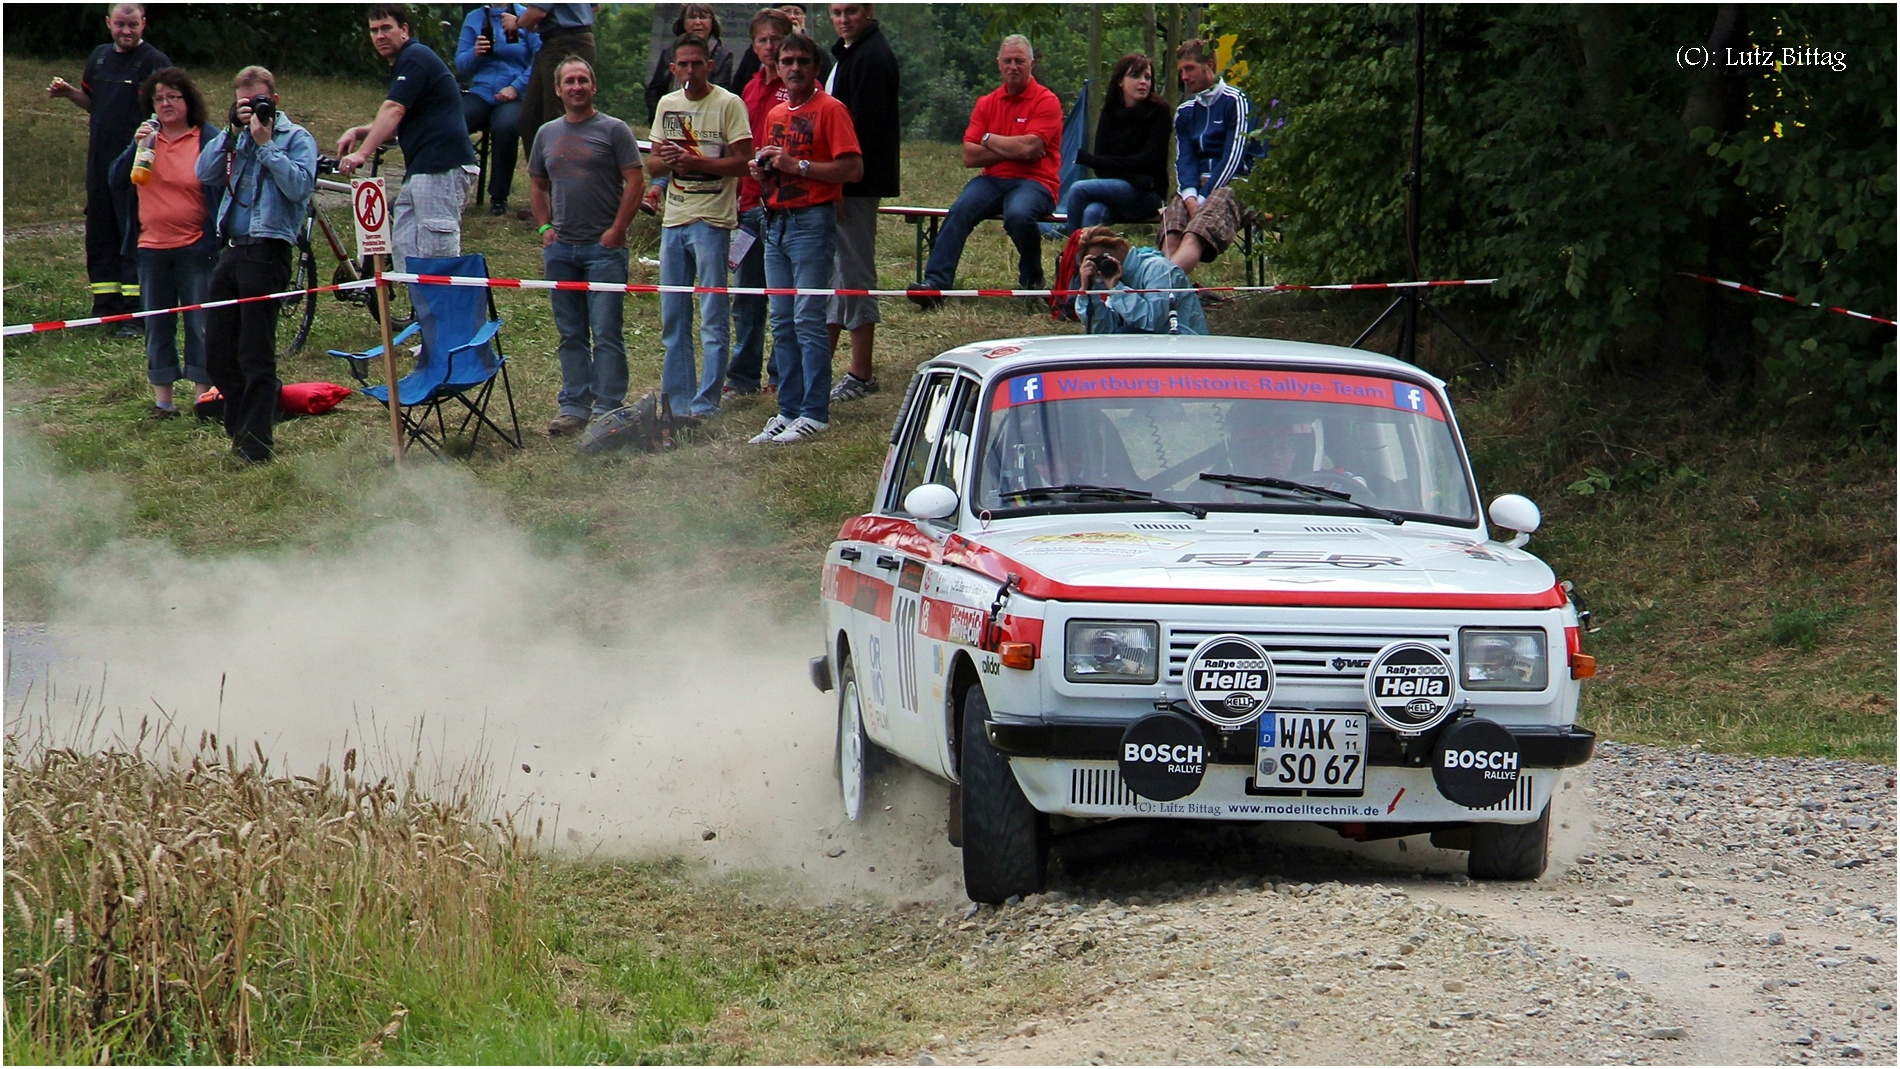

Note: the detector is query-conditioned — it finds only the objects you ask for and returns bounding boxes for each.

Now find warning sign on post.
[352,177,390,258]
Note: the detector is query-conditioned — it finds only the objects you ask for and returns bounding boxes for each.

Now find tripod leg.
[1422,298,1502,377]
[1351,296,1406,350]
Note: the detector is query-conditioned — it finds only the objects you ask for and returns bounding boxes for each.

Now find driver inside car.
[1223,411,1368,493]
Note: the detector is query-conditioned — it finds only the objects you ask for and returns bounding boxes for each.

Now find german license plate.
[1256,712,1367,792]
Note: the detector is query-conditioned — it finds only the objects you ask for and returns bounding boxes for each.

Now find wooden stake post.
[374,255,402,463]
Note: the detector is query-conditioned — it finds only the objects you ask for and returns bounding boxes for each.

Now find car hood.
[947,516,1562,607]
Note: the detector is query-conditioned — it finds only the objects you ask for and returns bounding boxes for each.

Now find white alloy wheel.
[838,662,867,823]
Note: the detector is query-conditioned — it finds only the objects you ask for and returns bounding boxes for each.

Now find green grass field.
[5,55,1893,1064]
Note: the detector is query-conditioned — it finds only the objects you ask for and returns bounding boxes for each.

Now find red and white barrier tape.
[1,278,380,337]
[2,274,1497,337]
[1682,273,1895,326]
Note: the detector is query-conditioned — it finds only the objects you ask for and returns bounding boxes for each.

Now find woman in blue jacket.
[458,4,541,216]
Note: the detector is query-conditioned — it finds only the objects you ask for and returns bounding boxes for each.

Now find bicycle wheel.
[282,237,319,355]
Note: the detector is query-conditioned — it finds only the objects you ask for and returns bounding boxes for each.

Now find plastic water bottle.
[129,143,156,186]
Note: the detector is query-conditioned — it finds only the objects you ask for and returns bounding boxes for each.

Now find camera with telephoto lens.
[1085,252,1120,280]
[231,94,274,127]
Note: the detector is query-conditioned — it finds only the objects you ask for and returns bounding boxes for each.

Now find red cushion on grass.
[278,382,352,415]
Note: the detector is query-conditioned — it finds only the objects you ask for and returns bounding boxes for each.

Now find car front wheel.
[959,684,1047,903]
[836,652,871,823]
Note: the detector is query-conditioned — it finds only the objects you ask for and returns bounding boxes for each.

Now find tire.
[835,652,870,823]
[1467,803,1551,881]
[959,684,1047,903]
[281,239,318,355]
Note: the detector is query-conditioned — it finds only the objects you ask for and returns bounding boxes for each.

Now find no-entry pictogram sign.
[352,177,390,258]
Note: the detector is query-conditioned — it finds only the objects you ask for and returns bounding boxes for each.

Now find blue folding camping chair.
[327,253,520,456]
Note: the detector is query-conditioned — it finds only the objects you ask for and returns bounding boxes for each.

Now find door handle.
[875,555,901,570]
[838,547,862,561]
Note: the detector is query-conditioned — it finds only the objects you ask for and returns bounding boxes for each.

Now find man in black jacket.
[823,3,899,403]
[48,3,170,329]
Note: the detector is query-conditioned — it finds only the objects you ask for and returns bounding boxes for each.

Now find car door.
[866,371,979,768]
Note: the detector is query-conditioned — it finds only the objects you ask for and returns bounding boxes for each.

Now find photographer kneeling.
[1071,225,1208,336]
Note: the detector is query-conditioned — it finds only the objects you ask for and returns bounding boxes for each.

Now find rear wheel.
[1468,803,1551,880]
[281,238,319,355]
[835,652,871,822]
[959,684,1047,902]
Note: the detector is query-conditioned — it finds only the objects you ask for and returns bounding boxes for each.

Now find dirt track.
[874,742,1894,1066]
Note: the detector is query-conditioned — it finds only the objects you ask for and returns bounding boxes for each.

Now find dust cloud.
[3,437,964,904]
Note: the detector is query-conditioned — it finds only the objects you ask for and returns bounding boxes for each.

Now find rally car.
[809,335,1595,902]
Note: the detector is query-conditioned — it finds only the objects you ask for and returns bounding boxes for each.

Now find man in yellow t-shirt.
[648,33,751,418]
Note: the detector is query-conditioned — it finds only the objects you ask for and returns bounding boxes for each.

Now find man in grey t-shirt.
[528,57,643,436]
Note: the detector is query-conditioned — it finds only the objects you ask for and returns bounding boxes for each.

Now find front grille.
[1473,774,1536,813]
[1070,766,1138,807]
[1168,626,1454,687]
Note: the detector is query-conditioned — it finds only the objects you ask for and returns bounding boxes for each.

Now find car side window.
[926,377,981,502]
[887,373,958,514]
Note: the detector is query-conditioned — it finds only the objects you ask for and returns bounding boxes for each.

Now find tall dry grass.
[4,713,539,1064]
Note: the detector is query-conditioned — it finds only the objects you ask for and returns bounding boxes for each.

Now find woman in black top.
[1052,53,1172,236]
[643,3,739,121]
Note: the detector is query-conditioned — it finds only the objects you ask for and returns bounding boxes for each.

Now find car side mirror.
[904,483,959,540]
[1488,494,1541,549]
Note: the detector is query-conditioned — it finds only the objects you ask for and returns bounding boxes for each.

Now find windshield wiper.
[1198,472,1406,525]
[1003,483,1208,519]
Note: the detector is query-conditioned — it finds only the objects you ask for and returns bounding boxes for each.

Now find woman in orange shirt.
[110,68,223,418]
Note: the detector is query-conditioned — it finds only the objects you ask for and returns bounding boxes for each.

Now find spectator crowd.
[52,3,1262,460]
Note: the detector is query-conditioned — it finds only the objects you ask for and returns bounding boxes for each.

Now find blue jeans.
[659,221,731,417]
[138,244,214,386]
[726,206,769,393]
[765,205,837,425]
[544,241,629,419]
[922,175,1054,289]
[1049,178,1162,237]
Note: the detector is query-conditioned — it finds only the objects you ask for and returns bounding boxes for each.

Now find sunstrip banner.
[991,367,1448,422]
[3,274,1499,337]
[1681,272,1895,326]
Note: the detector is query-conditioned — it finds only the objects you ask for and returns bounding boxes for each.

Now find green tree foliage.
[593,3,657,131]
[1213,3,1895,425]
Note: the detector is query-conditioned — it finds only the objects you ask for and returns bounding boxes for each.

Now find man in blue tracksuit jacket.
[1161,38,1255,274]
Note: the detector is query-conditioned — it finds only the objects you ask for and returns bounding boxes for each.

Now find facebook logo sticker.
[1393,382,1427,413]
[1009,375,1044,405]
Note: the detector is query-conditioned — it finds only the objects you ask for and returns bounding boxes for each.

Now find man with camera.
[194,66,318,463]
[337,4,478,272]
[1071,225,1208,336]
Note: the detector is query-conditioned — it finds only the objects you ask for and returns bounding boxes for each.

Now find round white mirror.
[904,483,959,521]
[1488,494,1541,548]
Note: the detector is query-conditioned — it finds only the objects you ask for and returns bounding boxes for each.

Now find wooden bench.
[877,204,1269,287]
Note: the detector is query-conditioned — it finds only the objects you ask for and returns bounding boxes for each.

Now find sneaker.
[906,284,944,312]
[830,373,879,403]
[747,414,791,444]
[640,185,663,216]
[770,415,828,443]
[488,201,507,216]
[148,404,180,420]
[115,321,143,338]
[546,413,589,436]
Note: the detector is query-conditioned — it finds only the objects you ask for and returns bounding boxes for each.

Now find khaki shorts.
[392,166,478,273]
[1161,186,1241,262]
[827,196,881,330]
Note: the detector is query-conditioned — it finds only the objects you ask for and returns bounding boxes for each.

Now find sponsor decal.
[1364,642,1456,733]
[1431,717,1522,808]
[1183,634,1275,728]
[898,557,926,593]
[981,345,1023,359]
[989,367,1447,421]
[1117,712,1211,801]
[1330,656,1372,673]
[1020,531,1188,546]
[1175,550,1405,569]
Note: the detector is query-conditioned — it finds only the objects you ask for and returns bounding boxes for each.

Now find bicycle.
[282,150,410,354]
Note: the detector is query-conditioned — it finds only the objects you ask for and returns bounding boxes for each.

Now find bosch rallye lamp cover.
[814,334,1597,902]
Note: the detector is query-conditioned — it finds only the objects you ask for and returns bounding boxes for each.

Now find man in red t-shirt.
[725,8,792,398]
[909,34,1062,308]
[744,32,862,445]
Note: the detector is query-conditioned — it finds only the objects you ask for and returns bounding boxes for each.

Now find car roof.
[925,334,1448,389]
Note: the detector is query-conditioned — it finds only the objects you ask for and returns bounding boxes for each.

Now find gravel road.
[900,743,1894,1066]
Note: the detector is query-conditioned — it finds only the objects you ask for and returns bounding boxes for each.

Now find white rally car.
[810,335,1596,903]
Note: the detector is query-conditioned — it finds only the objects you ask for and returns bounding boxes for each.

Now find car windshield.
[973,365,1479,524]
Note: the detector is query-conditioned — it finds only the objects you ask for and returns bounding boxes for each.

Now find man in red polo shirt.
[908,34,1061,309]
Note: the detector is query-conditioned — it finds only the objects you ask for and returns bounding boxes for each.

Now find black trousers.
[205,242,291,461]
[84,182,138,312]
[519,31,595,145]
